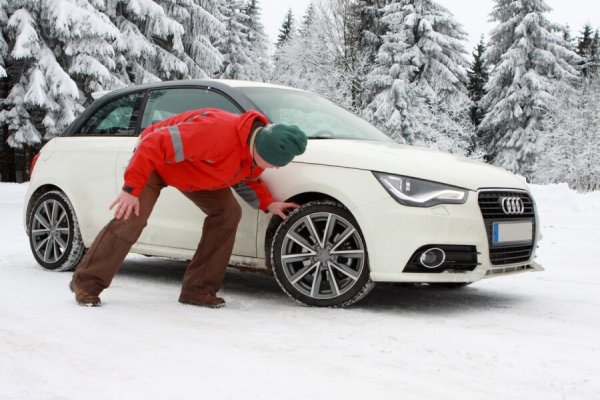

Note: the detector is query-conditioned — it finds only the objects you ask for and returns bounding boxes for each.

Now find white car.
[23,79,542,307]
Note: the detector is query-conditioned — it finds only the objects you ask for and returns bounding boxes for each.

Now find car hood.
[295,139,528,192]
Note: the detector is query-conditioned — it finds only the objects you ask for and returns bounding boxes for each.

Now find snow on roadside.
[0,182,599,400]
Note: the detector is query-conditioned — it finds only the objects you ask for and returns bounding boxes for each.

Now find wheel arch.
[26,184,66,234]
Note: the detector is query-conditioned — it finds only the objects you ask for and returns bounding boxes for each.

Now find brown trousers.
[73,172,242,298]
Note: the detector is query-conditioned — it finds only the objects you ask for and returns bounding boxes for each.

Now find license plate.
[492,221,533,245]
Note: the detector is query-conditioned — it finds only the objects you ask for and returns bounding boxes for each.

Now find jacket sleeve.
[232,177,274,213]
[122,129,174,197]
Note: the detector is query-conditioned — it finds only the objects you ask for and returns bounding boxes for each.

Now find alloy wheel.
[31,198,71,264]
[279,211,366,300]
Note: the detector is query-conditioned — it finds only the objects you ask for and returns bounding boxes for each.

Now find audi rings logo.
[500,197,525,215]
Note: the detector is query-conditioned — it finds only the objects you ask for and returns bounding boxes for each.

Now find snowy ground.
[1,183,599,400]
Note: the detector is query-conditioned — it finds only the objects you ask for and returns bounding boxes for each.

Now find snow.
[1,182,599,399]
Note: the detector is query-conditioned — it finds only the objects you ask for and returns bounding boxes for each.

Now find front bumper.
[351,190,542,283]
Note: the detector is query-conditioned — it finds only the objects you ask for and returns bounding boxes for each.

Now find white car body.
[23,79,542,306]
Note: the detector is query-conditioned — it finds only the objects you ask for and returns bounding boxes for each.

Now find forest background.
[1,0,598,191]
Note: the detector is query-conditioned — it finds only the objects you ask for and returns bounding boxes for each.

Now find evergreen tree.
[240,0,271,81]
[276,8,295,48]
[103,0,187,84]
[400,0,470,96]
[479,0,580,178]
[299,2,315,37]
[577,24,599,78]
[0,0,120,151]
[362,1,472,154]
[467,37,488,130]
[271,1,359,110]
[271,7,296,87]
[271,3,316,88]
[217,0,253,80]
[362,0,473,153]
[352,0,387,108]
[159,0,225,79]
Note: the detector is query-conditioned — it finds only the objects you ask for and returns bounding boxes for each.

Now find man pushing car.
[70,108,307,308]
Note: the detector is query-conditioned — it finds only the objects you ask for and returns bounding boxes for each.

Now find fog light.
[419,248,446,269]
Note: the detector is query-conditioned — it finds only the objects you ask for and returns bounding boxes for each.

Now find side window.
[79,93,144,136]
[140,88,241,130]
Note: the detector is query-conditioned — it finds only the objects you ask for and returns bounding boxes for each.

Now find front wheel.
[270,201,374,307]
[28,190,85,271]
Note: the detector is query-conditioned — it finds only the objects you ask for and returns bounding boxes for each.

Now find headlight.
[373,172,468,207]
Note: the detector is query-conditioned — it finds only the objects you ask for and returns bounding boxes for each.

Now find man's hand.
[267,201,300,219]
[109,190,140,220]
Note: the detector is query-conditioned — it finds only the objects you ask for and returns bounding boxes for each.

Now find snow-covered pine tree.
[159,0,224,79]
[271,8,297,87]
[399,0,470,96]
[467,37,489,134]
[217,0,253,80]
[271,5,305,89]
[401,0,473,152]
[103,0,183,84]
[241,0,271,81]
[479,0,580,178]
[102,0,220,84]
[362,2,419,143]
[577,24,599,78]
[276,8,295,48]
[351,0,387,107]
[271,1,359,109]
[0,0,120,152]
[362,0,473,154]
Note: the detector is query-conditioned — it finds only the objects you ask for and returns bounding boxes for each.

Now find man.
[70,108,307,308]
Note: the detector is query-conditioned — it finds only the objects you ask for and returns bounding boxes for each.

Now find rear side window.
[79,93,144,136]
[140,88,241,130]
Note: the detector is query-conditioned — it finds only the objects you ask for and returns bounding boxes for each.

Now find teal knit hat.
[255,124,307,167]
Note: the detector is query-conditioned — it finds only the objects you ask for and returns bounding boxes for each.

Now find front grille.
[478,190,536,266]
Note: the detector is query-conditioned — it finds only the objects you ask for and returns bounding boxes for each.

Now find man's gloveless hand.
[109,191,140,220]
[267,201,300,219]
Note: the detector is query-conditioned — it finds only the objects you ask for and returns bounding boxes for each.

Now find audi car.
[23,79,543,307]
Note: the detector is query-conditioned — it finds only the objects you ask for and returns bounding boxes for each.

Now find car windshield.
[238,87,394,142]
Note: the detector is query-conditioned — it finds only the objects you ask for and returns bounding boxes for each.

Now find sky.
[261,0,600,51]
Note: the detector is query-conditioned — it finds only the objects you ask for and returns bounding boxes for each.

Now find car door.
[115,87,259,256]
[54,92,144,242]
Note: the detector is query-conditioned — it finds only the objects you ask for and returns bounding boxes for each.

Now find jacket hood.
[294,139,528,192]
[236,110,269,151]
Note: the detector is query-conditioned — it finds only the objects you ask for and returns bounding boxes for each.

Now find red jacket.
[123,108,274,211]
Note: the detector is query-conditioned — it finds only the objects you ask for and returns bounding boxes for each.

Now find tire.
[28,190,85,271]
[270,200,374,307]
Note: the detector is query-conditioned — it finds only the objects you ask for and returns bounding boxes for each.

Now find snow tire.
[28,190,85,271]
[270,200,374,307]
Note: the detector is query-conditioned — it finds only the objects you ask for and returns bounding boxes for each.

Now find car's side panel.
[27,137,126,246]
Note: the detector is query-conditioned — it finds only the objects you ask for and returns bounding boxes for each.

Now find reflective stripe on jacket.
[123,108,273,211]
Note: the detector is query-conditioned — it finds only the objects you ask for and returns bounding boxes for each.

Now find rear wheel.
[28,191,85,271]
[270,201,374,307]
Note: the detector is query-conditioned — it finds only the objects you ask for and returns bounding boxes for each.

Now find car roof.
[92,79,305,100]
